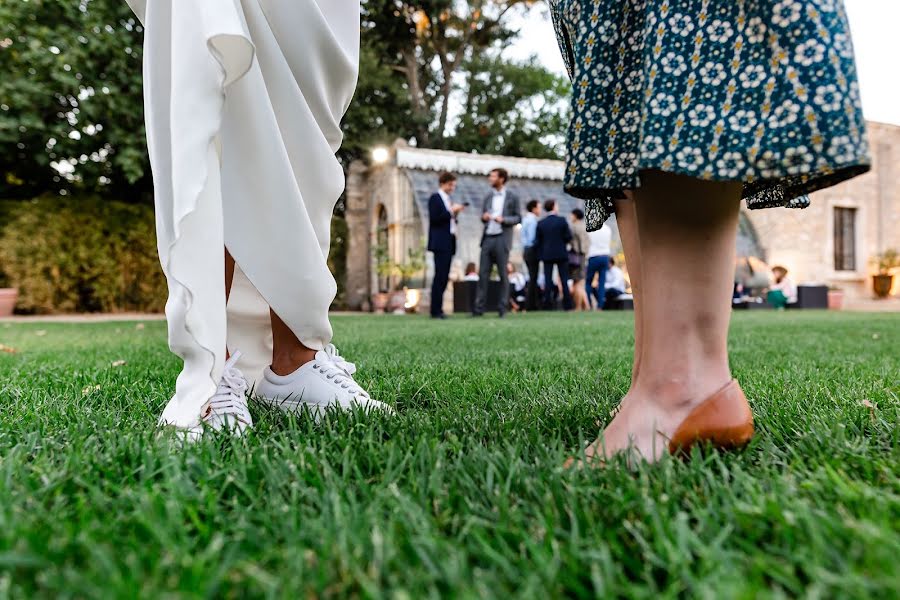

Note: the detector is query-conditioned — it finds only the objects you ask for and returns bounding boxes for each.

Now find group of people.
[427,170,629,319]
[522,202,628,313]
[426,168,522,319]
[129,0,870,466]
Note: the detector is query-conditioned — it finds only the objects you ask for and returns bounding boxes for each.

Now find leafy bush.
[0,196,166,313]
[872,248,899,275]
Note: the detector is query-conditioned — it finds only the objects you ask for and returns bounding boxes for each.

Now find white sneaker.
[180,351,253,440]
[255,344,392,420]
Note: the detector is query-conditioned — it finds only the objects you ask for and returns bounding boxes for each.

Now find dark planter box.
[792,285,828,309]
[606,297,634,310]
[453,280,502,314]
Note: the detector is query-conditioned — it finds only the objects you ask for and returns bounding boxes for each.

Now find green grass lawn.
[1,311,898,598]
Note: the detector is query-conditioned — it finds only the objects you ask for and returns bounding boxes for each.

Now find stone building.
[745,121,900,302]
[345,123,900,311]
[343,140,609,311]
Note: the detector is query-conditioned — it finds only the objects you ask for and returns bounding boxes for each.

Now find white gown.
[126,0,359,429]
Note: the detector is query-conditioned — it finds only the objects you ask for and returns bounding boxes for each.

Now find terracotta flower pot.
[0,288,18,317]
[389,290,408,313]
[372,292,389,313]
[872,274,894,298]
[827,290,844,310]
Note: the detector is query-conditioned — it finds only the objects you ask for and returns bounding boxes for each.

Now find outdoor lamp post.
[371,146,390,165]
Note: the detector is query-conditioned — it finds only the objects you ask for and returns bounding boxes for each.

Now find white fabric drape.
[127,0,360,429]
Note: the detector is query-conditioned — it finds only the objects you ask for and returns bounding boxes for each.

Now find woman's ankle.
[630,367,732,413]
[270,347,316,376]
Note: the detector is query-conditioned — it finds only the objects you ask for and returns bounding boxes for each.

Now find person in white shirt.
[604,256,627,305]
[462,262,480,282]
[766,265,798,309]
[507,264,528,312]
[585,223,613,309]
[474,168,521,317]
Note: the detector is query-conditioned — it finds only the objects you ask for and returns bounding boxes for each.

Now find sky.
[506,0,900,127]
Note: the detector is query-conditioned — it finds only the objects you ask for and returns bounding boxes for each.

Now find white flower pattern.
[550,0,870,231]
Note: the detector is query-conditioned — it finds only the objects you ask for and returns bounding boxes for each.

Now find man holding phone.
[474,168,522,317]
[428,172,466,319]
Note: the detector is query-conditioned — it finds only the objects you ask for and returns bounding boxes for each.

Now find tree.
[447,53,569,159]
[0,0,149,200]
[0,0,571,202]
[338,36,418,168]
[360,0,544,149]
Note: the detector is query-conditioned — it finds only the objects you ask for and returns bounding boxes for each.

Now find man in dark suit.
[427,171,465,319]
[474,168,521,317]
[536,199,573,310]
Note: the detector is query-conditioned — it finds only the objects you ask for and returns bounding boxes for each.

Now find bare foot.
[570,376,732,467]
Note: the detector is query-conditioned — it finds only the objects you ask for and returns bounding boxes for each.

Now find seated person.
[604,257,627,304]
[462,262,480,282]
[766,265,797,309]
[508,264,527,312]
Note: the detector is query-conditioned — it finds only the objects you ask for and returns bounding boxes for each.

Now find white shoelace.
[203,353,251,425]
[312,344,370,398]
[321,344,356,376]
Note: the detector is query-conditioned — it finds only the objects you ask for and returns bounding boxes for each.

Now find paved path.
[0,313,166,323]
[0,311,375,323]
[843,298,900,312]
[1,302,897,324]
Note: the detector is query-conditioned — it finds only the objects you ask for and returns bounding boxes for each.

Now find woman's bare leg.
[225,247,315,373]
[224,248,236,360]
[614,195,642,387]
[574,280,588,311]
[225,247,236,302]
[584,172,742,462]
[269,310,317,376]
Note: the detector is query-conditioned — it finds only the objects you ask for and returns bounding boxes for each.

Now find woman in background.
[767,265,798,309]
[569,209,592,311]
[604,257,627,307]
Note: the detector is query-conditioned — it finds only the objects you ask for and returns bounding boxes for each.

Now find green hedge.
[0,197,167,313]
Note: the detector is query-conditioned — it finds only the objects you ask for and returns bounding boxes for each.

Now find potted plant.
[390,247,426,313]
[827,285,844,310]
[0,270,17,317]
[871,249,899,299]
[372,243,394,313]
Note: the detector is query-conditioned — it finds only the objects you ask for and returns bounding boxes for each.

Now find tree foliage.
[0,0,148,200]
[358,0,567,152]
[0,0,571,200]
[447,53,569,159]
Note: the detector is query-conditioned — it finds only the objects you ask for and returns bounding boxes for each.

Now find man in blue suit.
[428,171,466,319]
[536,199,573,310]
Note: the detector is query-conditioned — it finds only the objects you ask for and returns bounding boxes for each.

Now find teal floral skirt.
[550,0,871,230]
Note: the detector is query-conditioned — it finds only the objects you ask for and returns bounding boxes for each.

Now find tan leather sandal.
[668,379,754,455]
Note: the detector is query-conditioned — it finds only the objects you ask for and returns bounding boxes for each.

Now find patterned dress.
[549,0,871,230]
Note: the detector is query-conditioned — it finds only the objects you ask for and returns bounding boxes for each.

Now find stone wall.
[344,161,371,311]
[745,121,900,300]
